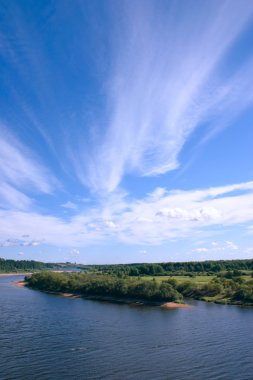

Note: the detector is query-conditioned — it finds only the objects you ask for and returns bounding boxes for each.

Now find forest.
[82,259,253,276]
[0,258,58,273]
[25,269,253,306]
[25,271,182,302]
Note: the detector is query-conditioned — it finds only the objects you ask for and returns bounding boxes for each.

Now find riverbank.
[78,294,191,308]
[15,279,253,307]
[0,273,32,277]
[23,271,253,307]
[205,298,253,307]
[20,281,191,308]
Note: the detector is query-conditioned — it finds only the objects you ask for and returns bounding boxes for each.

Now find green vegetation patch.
[25,272,182,303]
[25,270,253,306]
[140,275,215,284]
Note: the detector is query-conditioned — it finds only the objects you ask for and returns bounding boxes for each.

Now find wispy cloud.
[192,248,209,253]
[1,2,253,195]
[192,240,239,253]
[0,183,32,210]
[61,201,78,210]
[0,126,59,209]
[1,181,253,247]
[70,0,253,192]
[0,238,42,248]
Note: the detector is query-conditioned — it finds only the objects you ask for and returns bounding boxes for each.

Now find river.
[0,275,253,380]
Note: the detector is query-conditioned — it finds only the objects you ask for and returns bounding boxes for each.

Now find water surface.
[0,275,253,379]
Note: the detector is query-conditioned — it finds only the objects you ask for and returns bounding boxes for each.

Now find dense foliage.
[90,259,253,277]
[25,272,182,302]
[0,258,58,273]
[25,270,253,305]
[176,277,253,304]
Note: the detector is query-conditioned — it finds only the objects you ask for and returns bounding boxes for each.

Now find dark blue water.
[1,276,253,380]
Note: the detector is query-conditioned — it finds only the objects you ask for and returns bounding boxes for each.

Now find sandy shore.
[160,302,192,309]
[15,281,26,287]
[60,293,80,299]
[63,294,192,308]
[0,273,32,277]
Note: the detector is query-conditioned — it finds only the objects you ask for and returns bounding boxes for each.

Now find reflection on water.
[0,275,253,380]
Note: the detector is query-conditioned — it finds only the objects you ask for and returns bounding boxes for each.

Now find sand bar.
[60,293,80,299]
[15,281,26,287]
[160,302,192,309]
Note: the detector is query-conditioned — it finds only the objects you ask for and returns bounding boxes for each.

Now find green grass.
[140,273,252,283]
[244,274,253,282]
[139,275,215,284]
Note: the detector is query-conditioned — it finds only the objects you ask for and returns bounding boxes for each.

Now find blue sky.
[1,0,253,264]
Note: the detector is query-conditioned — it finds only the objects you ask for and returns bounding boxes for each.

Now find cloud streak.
[0,126,59,209]
[0,127,58,193]
[71,0,253,192]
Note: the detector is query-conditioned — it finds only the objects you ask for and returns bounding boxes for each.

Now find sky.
[0,0,253,264]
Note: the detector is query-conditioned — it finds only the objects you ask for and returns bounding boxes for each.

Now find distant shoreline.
[0,273,32,277]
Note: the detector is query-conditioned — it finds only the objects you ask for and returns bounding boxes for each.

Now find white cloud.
[157,207,220,222]
[0,238,42,247]
[70,1,253,192]
[0,238,19,247]
[0,126,59,211]
[137,217,153,223]
[61,201,78,210]
[192,240,239,255]
[70,249,80,257]
[0,126,58,194]
[0,183,32,210]
[225,241,239,250]
[248,226,253,234]
[22,241,41,247]
[245,247,253,258]
[192,248,209,253]
[104,220,118,229]
[0,180,252,247]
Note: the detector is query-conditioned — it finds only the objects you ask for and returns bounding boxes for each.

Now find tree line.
[0,258,58,273]
[88,259,253,277]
